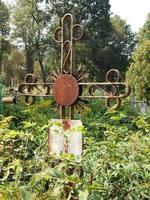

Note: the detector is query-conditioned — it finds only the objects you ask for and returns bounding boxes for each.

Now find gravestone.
[48,119,82,156]
[140,102,148,113]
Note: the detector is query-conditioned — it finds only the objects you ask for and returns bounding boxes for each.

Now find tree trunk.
[39,57,46,82]
[0,39,4,74]
[26,47,34,74]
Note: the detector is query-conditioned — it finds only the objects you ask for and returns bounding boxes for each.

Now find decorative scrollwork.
[79,69,131,110]
[54,13,83,75]
[18,74,53,105]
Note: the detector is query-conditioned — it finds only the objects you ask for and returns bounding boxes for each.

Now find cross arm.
[18,74,54,105]
[78,81,131,110]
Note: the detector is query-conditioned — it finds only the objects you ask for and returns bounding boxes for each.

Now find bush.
[0,99,150,199]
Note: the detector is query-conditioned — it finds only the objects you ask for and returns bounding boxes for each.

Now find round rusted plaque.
[53,74,79,106]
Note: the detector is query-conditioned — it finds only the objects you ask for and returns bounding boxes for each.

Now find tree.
[0,0,10,73]
[12,0,36,73]
[109,15,135,72]
[126,14,150,103]
[138,13,150,42]
[4,46,25,86]
[12,0,51,80]
[31,2,52,82]
[126,40,150,103]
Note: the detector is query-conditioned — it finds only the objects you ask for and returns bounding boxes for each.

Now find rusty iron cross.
[18,13,131,119]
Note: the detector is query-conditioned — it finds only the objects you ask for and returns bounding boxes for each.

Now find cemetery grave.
[0,2,150,200]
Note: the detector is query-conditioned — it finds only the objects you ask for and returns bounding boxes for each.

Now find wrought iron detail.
[18,13,131,119]
[18,74,53,105]
[54,13,83,74]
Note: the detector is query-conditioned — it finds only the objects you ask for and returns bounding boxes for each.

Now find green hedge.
[0,99,150,199]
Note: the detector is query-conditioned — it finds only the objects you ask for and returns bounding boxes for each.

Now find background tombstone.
[140,102,148,113]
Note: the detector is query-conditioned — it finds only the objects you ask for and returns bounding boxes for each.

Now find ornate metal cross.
[18,13,131,119]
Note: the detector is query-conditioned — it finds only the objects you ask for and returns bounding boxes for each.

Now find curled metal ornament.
[54,13,83,75]
[106,69,121,82]
[106,97,121,110]
[19,74,37,105]
[18,74,53,106]
[105,69,131,109]
[79,69,131,110]
[25,73,38,83]
[106,69,121,109]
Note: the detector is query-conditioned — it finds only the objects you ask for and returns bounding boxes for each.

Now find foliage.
[110,15,135,71]
[0,99,150,199]
[0,0,10,72]
[0,75,2,114]
[126,40,150,102]
[126,13,150,103]
[138,13,150,42]
[11,0,51,76]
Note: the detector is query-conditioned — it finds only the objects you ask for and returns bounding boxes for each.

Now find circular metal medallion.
[53,74,79,106]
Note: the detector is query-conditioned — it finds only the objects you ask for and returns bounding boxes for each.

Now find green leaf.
[79,189,89,200]
[20,187,32,200]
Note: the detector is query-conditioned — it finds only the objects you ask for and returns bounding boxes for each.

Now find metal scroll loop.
[105,69,122,109]
[24,74,37,105]
[54,27,62,43]
[72,24,83,41]
[54,13,83,75]
[18,74,37,105]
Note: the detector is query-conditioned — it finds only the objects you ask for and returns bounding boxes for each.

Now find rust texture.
[53,74,79,106]
[18,13,131,119]
[62,120,71,131]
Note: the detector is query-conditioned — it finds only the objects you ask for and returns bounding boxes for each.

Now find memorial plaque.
[48,120,82,157]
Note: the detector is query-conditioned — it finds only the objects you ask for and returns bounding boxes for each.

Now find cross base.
[48,119,83,158]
